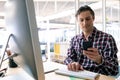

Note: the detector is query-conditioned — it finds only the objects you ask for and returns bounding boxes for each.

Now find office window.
[33,0,75,55]
[0,1,6,30]
[33,0,120,62]
[105,0,120,60]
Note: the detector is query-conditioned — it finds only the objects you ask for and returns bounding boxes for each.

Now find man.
[64,5,119,76]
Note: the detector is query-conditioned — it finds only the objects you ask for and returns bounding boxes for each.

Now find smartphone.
[83,41,92,50]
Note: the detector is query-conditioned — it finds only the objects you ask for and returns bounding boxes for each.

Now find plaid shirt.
[64,27,119,76]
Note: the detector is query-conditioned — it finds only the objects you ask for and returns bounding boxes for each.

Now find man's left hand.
[83,48,102,64]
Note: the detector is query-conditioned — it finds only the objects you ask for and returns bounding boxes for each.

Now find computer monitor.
[4,0,45,80]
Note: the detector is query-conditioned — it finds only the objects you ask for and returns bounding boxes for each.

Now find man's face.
[77,11,94,33]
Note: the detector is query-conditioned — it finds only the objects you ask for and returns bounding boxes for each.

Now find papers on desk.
[55,67,99,80]
[116,76,120,80]
[43,61,59,74]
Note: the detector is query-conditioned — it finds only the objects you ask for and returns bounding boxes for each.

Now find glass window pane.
[0,1,6,30]
[106,0,120,60]
[33,0,75,61]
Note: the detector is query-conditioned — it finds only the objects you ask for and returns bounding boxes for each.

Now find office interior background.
[0,0,120,63]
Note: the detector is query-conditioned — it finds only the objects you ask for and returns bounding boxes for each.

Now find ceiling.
[33,0,98,23]
[33,0,120,29]
[0,0,119,29]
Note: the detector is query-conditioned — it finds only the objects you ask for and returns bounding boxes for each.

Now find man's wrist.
[97,55,102,64]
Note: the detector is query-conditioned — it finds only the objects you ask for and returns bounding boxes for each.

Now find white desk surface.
[0,67,35,80]
[45,71,115,80]
[0,62,116,80]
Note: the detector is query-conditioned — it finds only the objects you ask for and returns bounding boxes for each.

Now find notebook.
[55,67,99,80]
[43,61,58,74]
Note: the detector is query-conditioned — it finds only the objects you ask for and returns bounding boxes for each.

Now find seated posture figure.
[64,5,119,76]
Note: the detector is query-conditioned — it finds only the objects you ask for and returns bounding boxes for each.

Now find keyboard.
[55,67,99,80]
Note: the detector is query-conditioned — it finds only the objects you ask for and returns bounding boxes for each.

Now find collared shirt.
[64,27,119,76]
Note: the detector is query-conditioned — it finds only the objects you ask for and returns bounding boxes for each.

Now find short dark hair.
[75,5,95,19]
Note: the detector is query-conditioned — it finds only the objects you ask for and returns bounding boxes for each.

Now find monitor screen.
[5,0,45,80]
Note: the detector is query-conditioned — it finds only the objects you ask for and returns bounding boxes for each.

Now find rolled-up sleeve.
[97,35,119,76]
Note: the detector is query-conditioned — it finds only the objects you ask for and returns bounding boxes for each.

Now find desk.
[45,62,115,80]
[0,64,116,80]
[45,71,115,80]
[0,67,35,80]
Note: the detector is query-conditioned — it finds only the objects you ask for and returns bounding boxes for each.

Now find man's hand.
[83,48,102,64]
[67,62,84,71]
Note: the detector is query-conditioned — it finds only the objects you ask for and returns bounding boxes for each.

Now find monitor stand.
[0,32,17,70]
